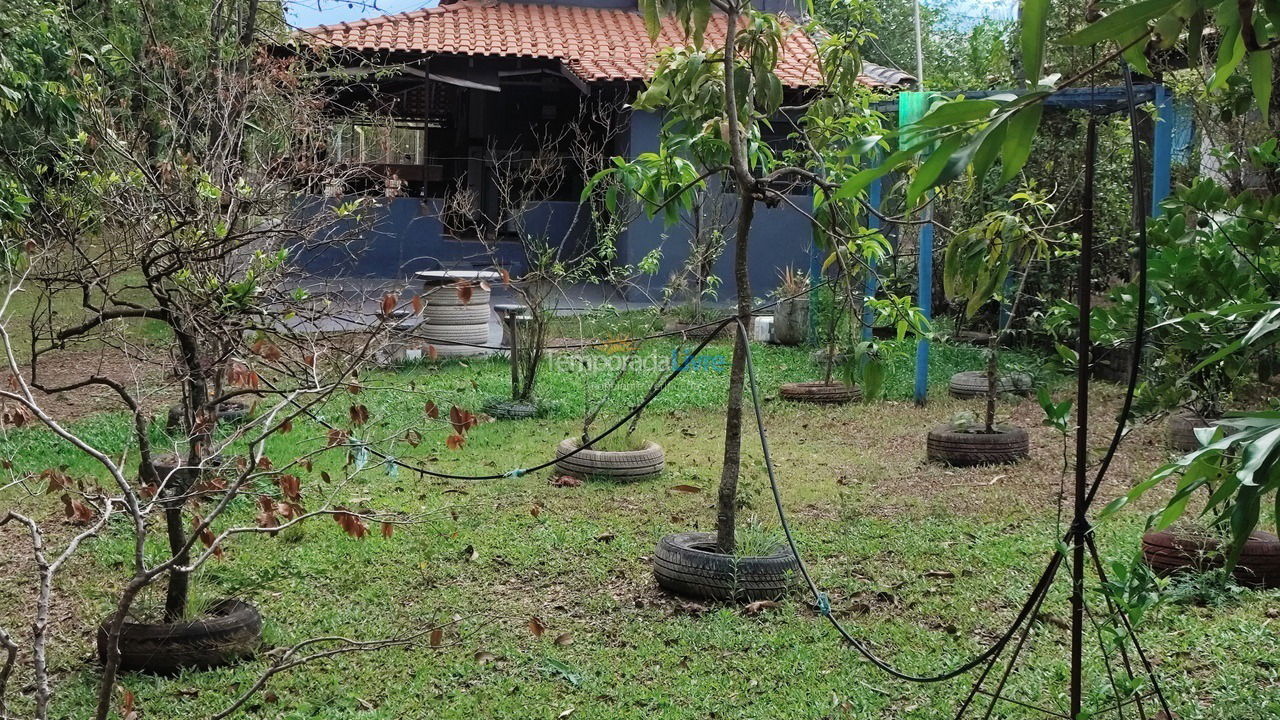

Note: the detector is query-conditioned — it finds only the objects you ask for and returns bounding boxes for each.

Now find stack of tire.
[420,282,492,356]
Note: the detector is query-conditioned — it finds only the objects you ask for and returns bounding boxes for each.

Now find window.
[333,121,425,166]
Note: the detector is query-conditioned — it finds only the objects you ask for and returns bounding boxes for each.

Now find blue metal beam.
[1151,84,1174,217]
[861,175,882,341]
[873,84,1159,115]
[915,210,933,405]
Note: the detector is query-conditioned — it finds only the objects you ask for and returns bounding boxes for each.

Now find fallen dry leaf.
[668,484,702,494]
[742,600,781,616]
[554,632,573,646]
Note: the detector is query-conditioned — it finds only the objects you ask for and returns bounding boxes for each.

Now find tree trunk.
[162,503,190,621]
[984,332,999,433]
[714,197,754,554]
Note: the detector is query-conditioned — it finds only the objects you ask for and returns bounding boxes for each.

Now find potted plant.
[1130,177,1280,450]
[1041,290,1144,384]
[769,265,810,346]
[591,0,910,600]
[0,21,448,714]
[553,339,665,481]
[929,192,1055,465]
[1109,410,1280,590]
[777,247,893,404]
[438,99,653,419]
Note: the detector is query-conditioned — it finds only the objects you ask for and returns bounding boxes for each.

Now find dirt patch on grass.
[7,346,173,424]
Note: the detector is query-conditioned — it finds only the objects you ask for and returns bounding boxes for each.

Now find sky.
[287,0,438,29]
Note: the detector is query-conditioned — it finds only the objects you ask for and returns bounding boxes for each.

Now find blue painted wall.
[618,110,816,302]
[301,197,590,278]
[305,109,816,296]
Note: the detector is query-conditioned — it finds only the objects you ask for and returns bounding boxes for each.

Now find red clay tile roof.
[304,0,833,88]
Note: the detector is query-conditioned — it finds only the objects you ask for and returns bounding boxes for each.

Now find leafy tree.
[592,0,923,553]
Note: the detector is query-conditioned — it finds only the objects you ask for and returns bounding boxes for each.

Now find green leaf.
[1186,9,1205,66]
[1246,33,1273,124]
[1237,426,1280,486]
[1210,8,1246,92]
[971,115,1008,182]
[1059,0,1179,45]
[914,99,999,128]
[999,104,1043,184]
[640,0,661,41]
[1021,0,1050,84]
[906,134,965,205]
[834,147,914,201]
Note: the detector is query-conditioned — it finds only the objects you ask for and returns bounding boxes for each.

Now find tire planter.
[811,347,847,368]
[666,320,732,341]
[165,401,249,432]
[1092,344,1134,384]
[953,330,993,346]
[554,438,664,481]
[654,532,799,601]
[144,454,188,484]
[778,381,860,404]
[420,283,493,356]
[1167,412,1218,452]
[97,598,262,674]
[926,424,1030,466]
[484,398,539,420]
[947,370,1033,399]
[1142,529,1280,589]
[771,297,809,346]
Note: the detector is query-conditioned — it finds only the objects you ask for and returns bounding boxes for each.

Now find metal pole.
[861,175,882,341]
[1071,116,1099,720]
[912,0,925,89]
[1151,84,1173,217]
[914,205,933,405]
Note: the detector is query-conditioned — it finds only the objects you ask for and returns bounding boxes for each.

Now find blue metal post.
[914,206,933,405]
[808,211,823,343]
[861,175,882,341]
[1151,84,1173,217]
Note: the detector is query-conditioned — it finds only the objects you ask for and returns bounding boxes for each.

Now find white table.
[414,269,503,287]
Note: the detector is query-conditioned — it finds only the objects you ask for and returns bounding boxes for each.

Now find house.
[298,0,914,299]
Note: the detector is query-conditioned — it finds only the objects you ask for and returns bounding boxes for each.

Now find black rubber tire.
[1091,344,1133,384]
[778,381,861,404]
[166,402,249,432]
[1167,412,1217,452]
[143,454,188,484]
[554,439,664,481]
[953,330,993,346]
[98,598,262,674]
[1142,529,1280,589]
[927,424,1030,466]
[667,320,733,341]
[653,532,799,601]
[484,398,539,419]
[947,370,1032,399]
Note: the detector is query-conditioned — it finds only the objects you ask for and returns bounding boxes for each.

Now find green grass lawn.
[1,338,1276,719]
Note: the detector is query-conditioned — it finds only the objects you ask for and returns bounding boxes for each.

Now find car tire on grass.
[947,370,1032,399]
[778,381,860,404]
[554,439,664,481]
[926,424,1030,466]
[1167,412,1218,452]
[653,532,799,601]
[98,598,262,674]
[1142,529,1280,589]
